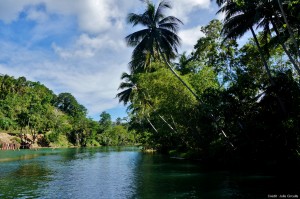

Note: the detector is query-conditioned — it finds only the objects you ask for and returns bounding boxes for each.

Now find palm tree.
[116,71,178,135]
[276,0,300,60]
[125,0,236,148]
[216,0,289,115]
[116,72,137,106]
[117,72,161,133]
[215,0,300,75]
[125,0,199,100]
[251,0,300,75]
[217,0,276,83]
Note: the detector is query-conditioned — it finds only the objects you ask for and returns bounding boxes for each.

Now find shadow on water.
[133,153,300,199]
[0,163,52,199]
[0,150,51,163]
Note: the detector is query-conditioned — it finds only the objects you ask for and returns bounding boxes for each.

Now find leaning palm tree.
[255,0,300,75]
[276,0,300,60]
[217,0,275,83]
[216,0,287,114]
[126,0,235,148]
[116,71,178,135]
[116,72,137,106]
[116,72,158,132]
[215,0,300,75]
[247,0,300,75]
[125,0,199,100]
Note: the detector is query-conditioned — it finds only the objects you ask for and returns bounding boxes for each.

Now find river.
[0,147,299,199]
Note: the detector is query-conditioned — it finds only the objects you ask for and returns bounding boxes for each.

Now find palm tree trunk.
[277,0,300,60]
[250,27,274,84]
[158,42,236,148]
[158,114,178,134]
[271,20,300,75]
[147,118,158,133]
[157,46,200,101]
[250,26,287,115]
[146,100,179,134]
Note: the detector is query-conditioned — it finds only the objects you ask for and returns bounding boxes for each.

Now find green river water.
[0,147,299,199]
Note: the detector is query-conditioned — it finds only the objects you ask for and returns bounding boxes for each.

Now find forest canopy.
[0,75,136,147]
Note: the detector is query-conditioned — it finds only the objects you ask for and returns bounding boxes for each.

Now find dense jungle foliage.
[1,0,300,168]
[0,76,137,147]
[118,0,300,167]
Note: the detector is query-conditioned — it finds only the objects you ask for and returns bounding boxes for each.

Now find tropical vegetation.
[118,0,300,167]
[0,75,137,147]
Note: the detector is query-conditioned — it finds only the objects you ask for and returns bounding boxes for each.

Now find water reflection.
[39,147,140,199]
[0,150,47,163]
[0,163,52,199]
[133,154,300,199]
[1,148,299,199]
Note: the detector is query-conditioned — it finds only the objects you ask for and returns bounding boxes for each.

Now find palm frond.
[116,89,132,105]
[126,0,182,72]
[120,72,131,80]
[159,16,183,26]
[159,22,180,32]
[125,29,149,47]
[155,0,171,22]
[118,82,134,90]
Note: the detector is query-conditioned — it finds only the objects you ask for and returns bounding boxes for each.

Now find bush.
[0,117,16,130]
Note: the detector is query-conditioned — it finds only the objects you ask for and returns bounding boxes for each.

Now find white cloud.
[0,0,136,33]
[0,38,130,117]
[0,0,39,23]
[26,6,48,22]
[52,43,95,59]
[216,11,225,22]
[179,26,204,53]
[52,30,127,61]
[167,0,211,23]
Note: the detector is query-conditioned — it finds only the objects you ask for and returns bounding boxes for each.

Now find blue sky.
[0,0,224,121]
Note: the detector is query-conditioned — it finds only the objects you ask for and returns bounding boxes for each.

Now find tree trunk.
[271,20,300,75]
[157,44,235,148]
[157,46,200,101]
[277,0,300,60]
[250,27,274,84]
[147,118,158,133]
[250,26,287,115]
[159,115,177,134]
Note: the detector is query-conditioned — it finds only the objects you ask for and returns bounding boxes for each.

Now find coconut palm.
[116,72,137,106]
[276,0,300,60]
[216,0,291,116]
[216,0,300,75]
[217,0,276,83]
[248,0,300,75]
[125,0,236,148]
[116,71,178,135]
[117,72,162,133]
[125,0,199,100]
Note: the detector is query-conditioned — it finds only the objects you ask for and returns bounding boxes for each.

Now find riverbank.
[0,132,68,150]
[0,132,17,143]
[0,132,22,150]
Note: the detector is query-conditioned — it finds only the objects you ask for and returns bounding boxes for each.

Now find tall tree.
[99,111,112,131]
[217,0,274,81]
[215,0,300,75]
[126,0,199,100]
[276,0,300,60]
[54,93,87,118]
